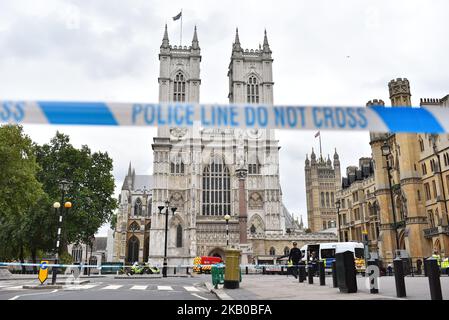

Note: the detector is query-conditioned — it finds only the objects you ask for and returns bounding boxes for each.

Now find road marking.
[130,285,148,290]
[157,286,173,291]
[184,286,200,292]
[102,285,123,290]
[64,284,100,290]
[8,289,58,300]
[4,285,24,290]
[191,293,208,300]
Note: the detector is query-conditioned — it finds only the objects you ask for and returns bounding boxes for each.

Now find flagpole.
[180,8,183,46]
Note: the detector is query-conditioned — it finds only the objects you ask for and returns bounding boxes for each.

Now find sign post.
[38,261,49,285]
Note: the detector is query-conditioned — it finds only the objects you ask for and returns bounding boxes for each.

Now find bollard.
[426,258,443,300]
[262,266,266,275]
[331,261,338,288]
[393,258,406,297]
[281,266,284,275]
[174,267,176,275]
[246,266,249,275]
[308,265,314,284]
[367,259,379,294]
[299,264,306,283]
[186,267,189,275]
[319,260,326,286]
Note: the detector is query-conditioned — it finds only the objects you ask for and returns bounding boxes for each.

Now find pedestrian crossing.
[0,282,207,293]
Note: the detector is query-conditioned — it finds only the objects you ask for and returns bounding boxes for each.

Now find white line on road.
[101,285,123,290]
[130,285,148,290]
[8,289,58,300]
[184,286,200,292]
[157,286,173,291]
[191,293,208,300]
[3,286,24,290]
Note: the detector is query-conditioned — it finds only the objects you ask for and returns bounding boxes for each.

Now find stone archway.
[208,247,225,259]
[398,230,406,251]
[434,239,442,254]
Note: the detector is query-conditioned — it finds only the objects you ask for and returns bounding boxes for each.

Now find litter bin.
[224,249,241,289]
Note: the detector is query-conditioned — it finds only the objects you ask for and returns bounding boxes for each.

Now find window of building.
[71,245,83,263]
[284,247,290,256]
[170,156,185,174]
[326,192,330,207]
[321,192,325,207]
[430,159,435,172]
[269,247,276,256]
[432,180,438,199]
[248,162,261,175]
[134,198,142,216]
[202,155,231,216]
[247,76,259,103]
[428,210,435,228]
[173,72,186,102]
[176,224,182,248]
[424,183,431,201]
[129,221,140,232]
[331,193,335,207]
[419,138,424,152]
[422,163,427,175]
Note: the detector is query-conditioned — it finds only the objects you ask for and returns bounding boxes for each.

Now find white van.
[300,242,366,272]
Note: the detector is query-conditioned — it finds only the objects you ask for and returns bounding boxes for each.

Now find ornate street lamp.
[335,200,341,242]
[158,200,177,278]
[224,214,231,247]
[381,142,400,258]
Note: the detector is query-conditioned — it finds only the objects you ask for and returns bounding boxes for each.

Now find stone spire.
[192,25,199,49]
[311,148,316,165]
[161,24,170,49]
[333,148,340,166]
[299,215,304,229]
[262,29,272,54]
[305,154,310,166]
[233,28,242,52]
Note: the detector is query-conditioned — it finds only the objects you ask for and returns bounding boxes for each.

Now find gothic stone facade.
[336,158,380,254]
[305,150,341,232]
[370,79,449,264]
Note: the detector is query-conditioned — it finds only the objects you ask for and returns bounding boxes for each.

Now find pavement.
[206,274,449,300]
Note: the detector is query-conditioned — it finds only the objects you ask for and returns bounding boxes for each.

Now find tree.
[35,132,117,255]
[0,125,45,263]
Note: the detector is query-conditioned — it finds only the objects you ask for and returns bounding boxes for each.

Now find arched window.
[428,210,435,228]
[284,247,290,256]
[321,192,325,207]
[176,224,183,248]
[248,162,261,175]
[269,247,276,256]
[202,155,231,216]
[127,236,139,263]
[331,193,335,207]
[71,245,83,263]
[247,76,259,103]
[170,154,185,174]
[326,192,330,207]
[173,72,186,102]
[134,198,142,216]
[250,225,256,234]
[129,221,140,232]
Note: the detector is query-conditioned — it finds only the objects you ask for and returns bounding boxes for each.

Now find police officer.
[432,250,441,268]
[288,242,302,279]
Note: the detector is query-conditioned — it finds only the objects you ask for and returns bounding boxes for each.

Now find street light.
[381,142,400,258]
[158,200,177,278]
[224,214,231,247]
[335,200,341,242]
[51,200,72,285]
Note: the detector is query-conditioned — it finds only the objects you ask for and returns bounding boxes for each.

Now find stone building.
[305,148,341,232]
[112,26,338,265]
[369,79,449,264]
[336,158,380,254]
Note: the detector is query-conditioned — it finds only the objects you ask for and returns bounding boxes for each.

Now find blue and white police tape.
[1,101,448,133]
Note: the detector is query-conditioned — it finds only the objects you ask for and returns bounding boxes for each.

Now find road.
[0,274,218,300]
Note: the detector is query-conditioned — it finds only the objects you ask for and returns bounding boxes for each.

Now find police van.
[300,242,366,273]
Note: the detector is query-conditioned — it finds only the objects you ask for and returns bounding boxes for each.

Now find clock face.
[170,128,188,138]
[248,129,262,138]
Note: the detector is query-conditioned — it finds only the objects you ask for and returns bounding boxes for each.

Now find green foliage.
[0,126,117,261]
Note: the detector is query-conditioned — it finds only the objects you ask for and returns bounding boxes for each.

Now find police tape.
[1,101,448,133]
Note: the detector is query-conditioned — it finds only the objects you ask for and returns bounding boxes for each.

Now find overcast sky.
[1,0,448,236]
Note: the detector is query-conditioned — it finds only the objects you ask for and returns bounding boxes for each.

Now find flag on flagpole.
[173,11,182,21]
[314,131,320,138]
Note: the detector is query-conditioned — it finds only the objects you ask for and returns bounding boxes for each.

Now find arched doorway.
[208,248,225,259]
[398,230,406,251]
[434,239,441,254]
[127,236,140,263]
[143,237,149,262]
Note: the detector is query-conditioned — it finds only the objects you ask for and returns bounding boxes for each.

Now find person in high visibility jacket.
[431,251,441,267]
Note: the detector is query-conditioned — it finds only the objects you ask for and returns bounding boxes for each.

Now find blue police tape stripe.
[37,101,118,125]
[371,106,445,133]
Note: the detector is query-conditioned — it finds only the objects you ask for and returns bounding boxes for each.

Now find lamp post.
[224,214,231,247]
[158,200,177,278]
[381,142,400,258]
[335,200,341,242]
[51,200,72,285]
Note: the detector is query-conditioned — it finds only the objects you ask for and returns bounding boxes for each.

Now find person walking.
[288,242,302,279]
